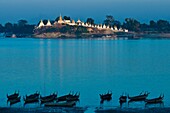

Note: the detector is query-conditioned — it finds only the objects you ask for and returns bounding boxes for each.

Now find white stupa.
[114,26,118,31]
[46,20,52,26]
[103,24,106,29]
[38,20,45,28]
[58,15,64,24]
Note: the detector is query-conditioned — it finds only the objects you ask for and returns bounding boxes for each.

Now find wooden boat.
[44,101,76,107]
[145,94,164,104]
[119,95,127,103]
[23,96,39,104]
[100,91,112,100]
[25,92,40,99]
[9,96,21,106]
[40,93,57,104]
[66,93,80,102]
[128,92,150,101]
[57,93,74,102]
[40,93,57,100]
[7,91,19,100]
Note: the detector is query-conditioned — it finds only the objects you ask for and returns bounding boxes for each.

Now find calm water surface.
[0,38,170,112]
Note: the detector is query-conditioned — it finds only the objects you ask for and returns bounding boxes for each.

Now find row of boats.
[7,91,80,107]
[100,91,164,105]
[6,91,164,107]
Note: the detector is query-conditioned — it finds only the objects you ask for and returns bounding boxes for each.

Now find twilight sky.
[0,0,170,24]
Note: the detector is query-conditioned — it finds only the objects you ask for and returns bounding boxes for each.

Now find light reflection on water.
[0,38,170,112]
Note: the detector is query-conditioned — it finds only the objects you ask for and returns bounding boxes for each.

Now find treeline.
[0,20,35,34]
[55,15,170,33]
[101,16,170,33]
[1,16,170,35]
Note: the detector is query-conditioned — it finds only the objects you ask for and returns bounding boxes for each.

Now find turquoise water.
[0,38,170,112]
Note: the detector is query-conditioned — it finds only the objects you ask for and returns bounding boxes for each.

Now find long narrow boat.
[44,101,76,107]
[9,96,21,106]
[26,92,40,99]
[40,93,57,100]
[119,95,127,103]
[7,91,19,100]
[66,93,80,102]
[57,93,74,102]
[40,93,57,104]
[100,91,112,100]
[23,96,39,104]
[128,92,150,101]
[145,94,164,104]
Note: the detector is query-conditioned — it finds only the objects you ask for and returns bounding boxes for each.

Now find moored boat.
[9,96,21,106]
[26,92,40,99]
[23,96,39,104]
[57,92,74,102]
[40,93,57,100]
[100,91,112,100]
[128,92,150,101]
[66,92,80,102]
[7,91,19,100]
[145,94,164,104]
[40,93,57,104]
[119,95,127,103]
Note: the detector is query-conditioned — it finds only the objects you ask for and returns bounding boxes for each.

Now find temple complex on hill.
[36,15,128,33]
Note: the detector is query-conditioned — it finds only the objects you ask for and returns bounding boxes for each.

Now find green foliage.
[63,16,71,20]
[55,17,60,21]
[18,20,28,27]
[123,18,141,32]
[5,22,13,33]
[0,24,4,33]
[86,18,95,25]
[76,26,88,35]
[104,15,115,26]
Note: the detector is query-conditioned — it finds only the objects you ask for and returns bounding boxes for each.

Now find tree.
[4,22,13,33]
[63,16,71,20]
[55,17,60,21]
[157,20,169,31]
[0,24,4,33]
[103,15,115,26]
[150,20,157,28]
[122,18,140,31]
[86,18,95,25]
[43,20,48,25]
[18,20,28,27]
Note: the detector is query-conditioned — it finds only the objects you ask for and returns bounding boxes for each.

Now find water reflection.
[0,39,170,110]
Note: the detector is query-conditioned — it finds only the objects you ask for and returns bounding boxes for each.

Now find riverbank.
[0,107,170,113]
[3,32,170,39]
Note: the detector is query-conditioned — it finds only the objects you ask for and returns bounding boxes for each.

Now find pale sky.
[0,0,170,24]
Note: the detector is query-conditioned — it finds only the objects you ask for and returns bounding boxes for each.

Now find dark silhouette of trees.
[103,15,115,26]
[4,22,13,33]
[18,20,28,27]
[55,17,60,21]
[157,20,170,32]
[63,16,71,20]
[43,20,48,25]
[122,18,140,32]
[86,18,95,25]
[150,20,157,28]
[0,24,4,33]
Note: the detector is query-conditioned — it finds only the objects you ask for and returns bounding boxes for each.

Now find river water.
[0,38,170,112]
